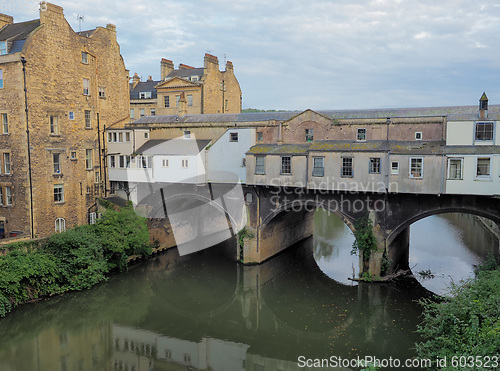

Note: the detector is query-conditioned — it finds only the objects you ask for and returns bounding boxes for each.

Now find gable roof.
[155,76,202,89]
[0,19,40,44]
[166,67,204,79]
[136,139,211,155]
[130,80,160,99]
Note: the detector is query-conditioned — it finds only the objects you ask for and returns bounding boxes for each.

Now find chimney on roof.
[479,92,488,119]
[204,53,219,70]
[147,76,153,82]
[40,2,64,25]
[225,60,234,72]
[131,73,140,89]
[161,58,174,80]
[0,13,13,28]
[178,92,187,117]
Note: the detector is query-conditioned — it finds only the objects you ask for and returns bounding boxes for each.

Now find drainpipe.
[21,57,34,239]
[439,154,446,196]
[103,125,108,197]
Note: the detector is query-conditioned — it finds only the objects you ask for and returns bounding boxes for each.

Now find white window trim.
[447,157,463,180]
[474,122,495,143]
[391,161,399,175]
[55,217,66,233]
[475,156,492,181]
[415,132,423,140]
[409,157,424,179]
[356,128,367,142]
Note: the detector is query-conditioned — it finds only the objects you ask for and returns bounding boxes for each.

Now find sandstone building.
[129,54,242,119]
[0,2,129,238]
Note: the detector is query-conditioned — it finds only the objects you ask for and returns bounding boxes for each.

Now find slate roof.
[130,80,159,99]
[0,19,40,49]
[77,29,97,38]
[247,141,498,156]
[131,105,500,126]
[135,139,211,155]
[166,68,204,79]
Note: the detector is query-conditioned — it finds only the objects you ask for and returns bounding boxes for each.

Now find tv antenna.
[77,14,84,32]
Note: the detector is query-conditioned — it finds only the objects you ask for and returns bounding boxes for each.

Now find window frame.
[183,130,191,139]
[187,94,193,107]
[474,122,494,142]
[305,129,314,142]
[341,157,353,177]
[5,186,11,205]
[255,155,265,175]
[54,184,64,203]
[312,156,324,177]
[0,41,7,55]
[3,152,10,174]
[164,96,170,108]
[85,149,93,170]
[83,78,90,96]
[1,113,7,134]
[409,157,424,179]
[280,156,291,175]
[447,158,463,180]
[53,153,61,174]
[391,161,399,175]
[0,69,4,89]
[356,128,366,141]
[130,109,135,119]
[181,159,189,168]
[84,110,91,128]
[230,132,238,142]
[98,87,105,98]
[55,218,66,233]
[369,157,381,174]
[50,115,59,135]
[81,52,89,64]
[150,108,156,116]
[475,157,491,179]
[257,131,263,141]
[415,132,423,140]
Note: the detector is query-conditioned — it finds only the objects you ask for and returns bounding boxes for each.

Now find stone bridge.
[241,186,500,275]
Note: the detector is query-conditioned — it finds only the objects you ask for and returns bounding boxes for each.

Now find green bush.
[416,268,500,369]
[93,205,151,271]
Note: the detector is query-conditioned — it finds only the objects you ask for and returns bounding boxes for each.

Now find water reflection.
[0,238,431,371]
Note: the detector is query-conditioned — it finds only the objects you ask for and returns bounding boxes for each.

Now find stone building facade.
[129,54,242,119]
[0,2,129,238]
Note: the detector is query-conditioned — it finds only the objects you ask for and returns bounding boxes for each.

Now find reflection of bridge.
[142,181,500,276]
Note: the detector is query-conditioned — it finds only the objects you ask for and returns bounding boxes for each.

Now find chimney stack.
[204,53,219,70]
[161,58,174,80]
[479,92,488,119]
[131,73,140,89]
[0,13,13,29]
[178,92,187,116]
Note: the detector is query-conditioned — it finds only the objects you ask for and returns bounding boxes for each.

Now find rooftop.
[136,139,211,156]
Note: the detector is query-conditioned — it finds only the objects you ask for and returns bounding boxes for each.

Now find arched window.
[55,218,66,233]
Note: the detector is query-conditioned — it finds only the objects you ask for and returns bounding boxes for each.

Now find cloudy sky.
[11,0,500,110]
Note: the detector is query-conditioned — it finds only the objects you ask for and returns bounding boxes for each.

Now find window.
[181,159,189,168]
[3,153,10,174]
[89,212,97,225]
[109,155,116,168]
[119,156,125,168]
[409,157,423,178]
[140,109,145,117]
[85,110,91,128]
[230,132,238,142]
[369,158,381,174]
[357,128,366,141]
[5,186,11,205]
[125,156,131,168]
[83,78,89,95]
[312,157,324,177]
[162,159,169,167]
[130,109,135,119]
[341,157,353,177]
[98,87,105,98]
[187,94,193,106]
[176,95,181,107]
[118,132,123,142]
[476,157,491,178]
[257,131,263,141]
[0,41,6,55]
[1,113,7,134]
[68,111,74,120]
[305,129,314,142]
[95,172,100,183]
[54,184,64,203]
[112,132,117,142]
[0,69,3,89]
[164,96,170,108]
[391,161,399,175]
[139,92,151,99]
[448,158,463,180]
[151,108,156,116]
[85,149,92,169]
[255,156,265,175]
[475,122,494,141]
[225,99,228,111]
[50,115,59,135]
[281,156,291,175]
[125,132,131,142]
[191,76,199,82]
[55,218,66,233]
[0,187,3,205]
[53,153,61,173]
[183,130,191,139]
[82,52,88,64]
[144,132,149,139]
[415,132,422,140]
[70,151,76,160]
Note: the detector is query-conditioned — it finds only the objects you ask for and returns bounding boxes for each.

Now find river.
[0,211,497,371]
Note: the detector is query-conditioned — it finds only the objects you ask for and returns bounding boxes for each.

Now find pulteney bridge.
[136,181,500,276]
[241,186,500,275]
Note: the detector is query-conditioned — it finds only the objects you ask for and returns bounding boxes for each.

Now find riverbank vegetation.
[416,256,500,369]
[0,204,151,318]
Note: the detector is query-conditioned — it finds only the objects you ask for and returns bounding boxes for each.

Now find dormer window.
[0,41,7,55]
[191,76,199,82]
[475,122,494,141]
[139,92,151,99]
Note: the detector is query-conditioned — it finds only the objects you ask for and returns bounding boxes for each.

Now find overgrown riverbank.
[415,257,500,370]
[0,204,151,318]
